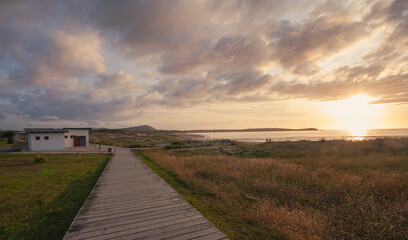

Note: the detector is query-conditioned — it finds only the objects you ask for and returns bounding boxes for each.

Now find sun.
[325,94,382,136]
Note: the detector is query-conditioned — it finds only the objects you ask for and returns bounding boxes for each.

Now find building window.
[44,136,49,140]
[35,136,40,140]
[65,136,68,139]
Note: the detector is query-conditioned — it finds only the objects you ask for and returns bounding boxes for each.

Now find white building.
[25,128,91,151]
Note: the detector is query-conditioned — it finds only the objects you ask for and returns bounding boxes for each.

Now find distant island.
[94,125,318,133]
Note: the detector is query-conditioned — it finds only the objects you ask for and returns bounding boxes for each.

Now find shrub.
[34,156,46,164]
[165,141,190,149]
[374,138,384,147]
[2,131,16,144]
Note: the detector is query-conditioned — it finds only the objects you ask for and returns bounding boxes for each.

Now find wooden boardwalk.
[64,147,227,240]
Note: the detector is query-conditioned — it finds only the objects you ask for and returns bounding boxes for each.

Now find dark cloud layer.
[0,0,407,128]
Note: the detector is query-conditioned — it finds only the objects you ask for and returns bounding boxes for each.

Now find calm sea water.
[199,129,408,142]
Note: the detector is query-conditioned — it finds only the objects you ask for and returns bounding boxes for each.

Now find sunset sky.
[1,0,407,131]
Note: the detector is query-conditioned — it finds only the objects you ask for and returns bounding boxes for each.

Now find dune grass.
[134,139,408,240]
[0,153,111,240]
[90,130,179,148]
[90,129,213,149]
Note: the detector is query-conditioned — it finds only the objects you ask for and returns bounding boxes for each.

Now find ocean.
[198,129,408,142]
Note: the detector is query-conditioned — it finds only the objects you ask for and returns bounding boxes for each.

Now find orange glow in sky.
[324,94,383,134]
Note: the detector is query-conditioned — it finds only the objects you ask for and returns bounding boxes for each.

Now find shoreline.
[183,127,318,133]
[174,131,408,143]
[172,132,206,140]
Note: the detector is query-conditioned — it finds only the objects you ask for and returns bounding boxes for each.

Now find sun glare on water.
[325,94,382,137]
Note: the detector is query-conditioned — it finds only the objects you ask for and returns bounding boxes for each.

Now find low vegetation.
[1,131,16,144]
[0,141,13,147]
[90,129,214,149]
[135,138,408,240]
[0,153,111,240]
[34,155,46,164]
[90,129,179,148]
[164,140,214,149]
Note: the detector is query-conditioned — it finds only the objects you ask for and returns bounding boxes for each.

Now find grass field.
[90,129,212,149]
[0,153,111,240]
[0,141,13,146]
[90,130,178,148]
[134,138,408,240]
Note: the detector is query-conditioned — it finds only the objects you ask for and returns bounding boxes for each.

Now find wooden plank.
[75,202,190,223]
[164,228,221,240]
[83,195,180,213]
[77,197,183,217]
[66,211,199,237]
[190,231,229,240]
[68,215,205,239]
[70,206,193,229]
[106,221,211,240]
[141,222,213,240]
[63,147,227,240]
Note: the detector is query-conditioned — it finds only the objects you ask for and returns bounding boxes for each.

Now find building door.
[79,136,86,146]
[73,136,80,147]
[74,136,86,147]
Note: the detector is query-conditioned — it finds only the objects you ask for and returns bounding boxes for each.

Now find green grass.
[0,153,111,240]
[0,141,13,146]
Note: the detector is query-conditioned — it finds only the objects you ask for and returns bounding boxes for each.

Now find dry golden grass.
[138,139,408,240]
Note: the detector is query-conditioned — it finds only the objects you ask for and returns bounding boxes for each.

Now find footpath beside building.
[25,128,91,151]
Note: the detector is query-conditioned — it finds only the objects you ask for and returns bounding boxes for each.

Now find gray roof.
[24,128,68,133]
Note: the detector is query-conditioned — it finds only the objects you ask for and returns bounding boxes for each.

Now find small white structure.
[25,128,67,151]
[25,128,91,151]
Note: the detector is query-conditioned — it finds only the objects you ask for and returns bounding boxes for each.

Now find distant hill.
[121,125,157,133]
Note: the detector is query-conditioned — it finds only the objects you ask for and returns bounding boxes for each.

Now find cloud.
[386,0,408,21]
[150,69,272,107]
[270,70,408,103]
[87,120,102,126]
[364,16,408,63]
[269,14,370,74]
[9,29,105,86]
[336,63,386,82]
[92,71,140,101]
[15,92,134,122]
[83,0,215,59]
[39,115,59,121]
[95,71,134,89]
[158,34,271,76]
[0,2,106,86]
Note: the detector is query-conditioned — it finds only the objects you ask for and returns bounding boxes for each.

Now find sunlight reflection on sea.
[198,129,408,142]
